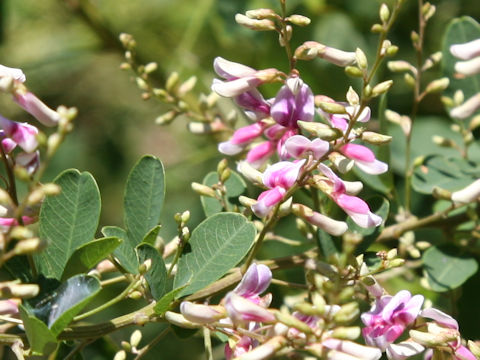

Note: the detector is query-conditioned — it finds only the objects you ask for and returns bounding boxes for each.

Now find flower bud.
[404,73,416,88]
[450,93,480,119]
[164,311,201,329]
[409,329,455,347]
[425,78,449,94]
[333,302,359,324]
[130,329,143,348]
[177,76,197,97]
[0,283,39,298]
[386,248,397,260]
[331,326,361,340]
[344,66,364,78]
[422,2,436,21]
[135,77,148,91]
[14,238,46,255]
[355,48,368,70]
[166,72,179,92]
[114,350,127,360]
[388,60,415,73]
[451,179,480,204]
[379,3,390,22]
[371,23,384,33]
[346,86,359,106]
[245,8,277,19]
[235,14,276,31]
[317,101,347,114]
[191,182,216,198]
[388,258,405,268]
[432,135,456,148]
[371,80,393,97]
[155,110,177,125]
[297,121,343,141]
[468,340,480,358]
[121,341,131,352]
[180,302,226,324]
[361,131,392,145]
[274,311,313,334]
[286,14,311,27]
[329,152,354,174]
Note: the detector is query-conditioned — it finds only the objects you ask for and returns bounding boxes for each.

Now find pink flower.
[219,122,266,155]
[233,263,272,303]
[225,292,275,325]
[421,308,477,360]
[340,143,388,175]
[271,77,314,128]
[285,135,329,160]
[212,57,279,98]
[361,290,424,357]
[0,115,38,153]
[179,302,226,324]
[322,338,382,360]
[319,164,382,228]
[225,335,254,360]
[246,141,277,169]
[0,299,19,315]
[252,160,305,217]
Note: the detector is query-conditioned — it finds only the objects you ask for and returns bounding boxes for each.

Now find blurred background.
[0,0,479,358]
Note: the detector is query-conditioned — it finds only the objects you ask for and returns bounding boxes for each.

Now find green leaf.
[19,305,57,356]
[35,169,101,280]
[30,275,101,337]
[174,213,256,297]
[412,155,480,194]
[124,155,165,245]
[62,237,122,280]
[153,285,187,315]
[201,171,246,216]
[442,17,480,102]
[136,243,168,300]
[317,229,340,258]
[102,226,138,274]
[143,225,162,246]
[423,245,478,292]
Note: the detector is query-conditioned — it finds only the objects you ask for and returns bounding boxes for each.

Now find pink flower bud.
[225,292,275,325]
[450,94,480,119]
[14,92,60,127]
[246,141,276,168]
[451,179,480,204]
[0,64,26,83]
[0,116,38,153]
[234,263,272,301]
[340,143,388,175]
[450,39,480,60]
[251,187,285,218]
[180,301,226,324]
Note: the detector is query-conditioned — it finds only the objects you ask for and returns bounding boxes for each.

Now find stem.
[203,327,213,360]
[100,275,128,287]
[404,0,426,215]
[134,327,170,360]
[0,145,18,206]
[73,279,142,321]
[279,0,295,71]
[270,278,308,289]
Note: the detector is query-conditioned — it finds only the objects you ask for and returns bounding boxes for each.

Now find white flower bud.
[425,77,449,94]
[379,3,390,23]
[451,179,480,204]
[355,48,368,70]
[235,14,276,31]
[450,93,480,119]
[371,80,393,97]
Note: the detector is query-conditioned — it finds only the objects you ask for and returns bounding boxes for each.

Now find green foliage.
[19,305,57,356]
[124,155,165,245]
[442,17,480,102]
[102,226,138,274]
[174,212,256,297]
[35,170,101,280]
[412,155,480,194]
[423,245,478,292]
[153,285,187,315]
[201,170,247,216]
[62,237,122,280]
[136,243,168,300]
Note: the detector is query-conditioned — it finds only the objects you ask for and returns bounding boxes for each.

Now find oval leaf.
[102,226,138,274]
[35,169,101,280]
[124,155,165,245]
[136,243,168,300]
[174,213,256,297]
[62,237,122,280]
[423,245,478,292]
[19,305,57,356]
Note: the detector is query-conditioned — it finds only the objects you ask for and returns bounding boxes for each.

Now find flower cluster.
[212,56,388,232]
[361,287,477,360]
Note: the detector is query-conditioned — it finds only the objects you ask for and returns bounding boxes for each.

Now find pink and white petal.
[341,143,376,162]
[307,212,348,236]
[310,138,330,159]
[230,123,264,145]
[354,159,388,175]
[420,308,458,330]
[234,263,272,298]
[455,345,477,360]
[450,39,480,60]
[218,141,244,155]
[262,159,305,189]
[1,138,17,153]
[285,135,311,158]
[323,338,382,360]
[14,92,60,127]
[246,141,276,168]
[0,64,26,82]
[386,341,424,360]
[398,294,424,325]
[345,209,382,228]
[252,187,285,218]
[212,77,259,97]
[213,57,256,79]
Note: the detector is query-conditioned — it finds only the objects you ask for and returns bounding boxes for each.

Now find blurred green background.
[0,0,479,358]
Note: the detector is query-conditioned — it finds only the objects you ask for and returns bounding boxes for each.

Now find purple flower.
[285,135,329,160]
[319,164,382,228]
[0,116,38,153]
[361,290,424,357]
[252,160,305,217]
[233,263,272,302]
[340,143,388,175]
[271,77,314,128]
[218,122,266,155]
[421,308,477,360]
